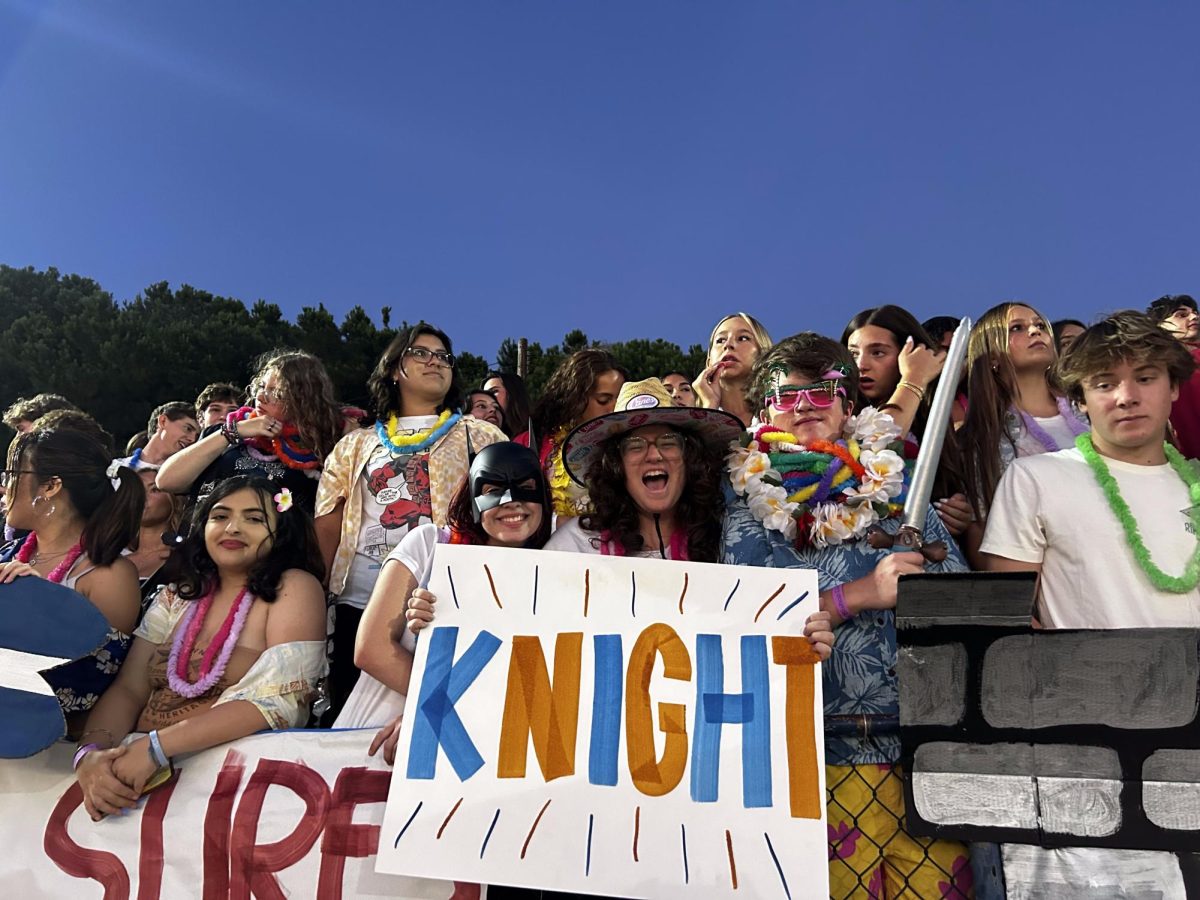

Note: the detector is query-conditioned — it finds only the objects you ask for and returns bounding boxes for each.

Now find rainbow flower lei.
[727,406,910,549]
[375,408,460,456]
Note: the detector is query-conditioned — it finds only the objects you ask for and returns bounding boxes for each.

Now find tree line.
[0,265,707,446]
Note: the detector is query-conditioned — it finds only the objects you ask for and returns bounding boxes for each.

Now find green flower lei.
[1076,433,1200,594]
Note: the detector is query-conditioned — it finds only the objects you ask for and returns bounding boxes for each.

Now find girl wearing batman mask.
[334,442,551,738]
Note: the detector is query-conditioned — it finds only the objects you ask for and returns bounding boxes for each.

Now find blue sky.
[1,2,1197,361]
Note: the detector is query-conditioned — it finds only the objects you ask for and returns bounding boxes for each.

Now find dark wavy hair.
[1146,294,1198,323]
[7,427,144,567]
[175,476,325,602]
[841,305,940,438]
[367,322,462,422]
[482,371,532,438]
[250,350,346,460]
[531,349,628,439]
[580,430,724,563]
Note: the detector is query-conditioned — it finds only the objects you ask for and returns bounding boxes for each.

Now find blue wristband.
[148,730,170,769]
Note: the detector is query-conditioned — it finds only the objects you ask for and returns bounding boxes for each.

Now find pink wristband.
[73,743,99,770]
[831,584,852,620]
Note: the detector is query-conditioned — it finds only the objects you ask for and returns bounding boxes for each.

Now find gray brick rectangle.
[981,631,1198,730]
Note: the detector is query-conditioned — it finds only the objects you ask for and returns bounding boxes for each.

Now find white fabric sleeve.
[133,587,187,643]
[214,640,328,730]
[385,523,443,589]
[979,460,1048,564]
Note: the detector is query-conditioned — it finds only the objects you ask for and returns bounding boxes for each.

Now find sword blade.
[902,317,972,534]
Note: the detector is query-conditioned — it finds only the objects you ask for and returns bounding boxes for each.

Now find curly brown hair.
[251,350,346,460]
[531,349,628,438]
[1056,310,1196,403]
[580,430,724,562]
[2,393,78,429]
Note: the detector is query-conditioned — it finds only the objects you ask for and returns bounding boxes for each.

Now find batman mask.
[470,442,547,523]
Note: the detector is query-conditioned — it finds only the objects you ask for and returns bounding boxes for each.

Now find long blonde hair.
[706,312,773,365]
[961,301,1060,511]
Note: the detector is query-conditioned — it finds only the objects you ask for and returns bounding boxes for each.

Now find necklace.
[1077,433,1200,593]
[375,408,458,456]
[729,408,909,549]
[226,408,320,470]
[1017,396,1089,453]
[16,533,85,583]
[167,585,254,698]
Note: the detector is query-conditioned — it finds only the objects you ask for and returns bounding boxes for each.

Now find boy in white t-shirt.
[980,310,1199,894]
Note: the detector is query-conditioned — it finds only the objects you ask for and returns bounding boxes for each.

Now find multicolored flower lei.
[226,407,321,470]
[375,408,460,456]
[727,406,910,549]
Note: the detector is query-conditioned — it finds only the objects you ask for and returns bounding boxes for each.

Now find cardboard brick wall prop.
[896,571,1200,895]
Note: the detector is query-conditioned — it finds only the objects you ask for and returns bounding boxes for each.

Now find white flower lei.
[727,407,907,548]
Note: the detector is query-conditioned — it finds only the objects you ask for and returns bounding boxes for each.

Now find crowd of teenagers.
[3,292,1200,898]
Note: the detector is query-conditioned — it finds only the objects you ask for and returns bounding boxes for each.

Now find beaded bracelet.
[897,380,925,401]
[831,584,853,620]
[220,421,243,447]
[148,730,170,769]
[73,743,99,771]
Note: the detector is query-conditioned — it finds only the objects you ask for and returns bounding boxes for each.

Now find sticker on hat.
[626,393,660,410]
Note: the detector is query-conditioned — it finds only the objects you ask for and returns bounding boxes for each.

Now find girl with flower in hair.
[721,333,972,898]
[71,476,326,821]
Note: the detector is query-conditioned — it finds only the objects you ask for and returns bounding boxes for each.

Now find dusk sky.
[2,2,1197,361]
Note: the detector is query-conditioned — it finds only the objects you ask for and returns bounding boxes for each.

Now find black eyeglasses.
[405,346,455,368]
[0,468,35,488]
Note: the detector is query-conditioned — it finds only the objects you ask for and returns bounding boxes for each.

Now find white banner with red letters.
[0,729,475,899]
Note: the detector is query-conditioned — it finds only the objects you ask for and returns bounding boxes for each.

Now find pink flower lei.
[167,585,254,699]
[16,533,85,584]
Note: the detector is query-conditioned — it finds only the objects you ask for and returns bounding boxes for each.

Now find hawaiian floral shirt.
[720,485,967,766]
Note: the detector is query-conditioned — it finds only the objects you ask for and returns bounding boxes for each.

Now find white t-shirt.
[545,517,681,559]
[1013,413,1081,458]
[338,416,437,609]
[333,524,443,729]
[981,447,1200,629]
[983,447,1198,893]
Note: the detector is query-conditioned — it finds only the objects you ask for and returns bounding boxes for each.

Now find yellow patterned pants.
[827,763,973,899]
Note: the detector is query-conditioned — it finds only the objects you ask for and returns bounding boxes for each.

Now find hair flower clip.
[273,488,293,513]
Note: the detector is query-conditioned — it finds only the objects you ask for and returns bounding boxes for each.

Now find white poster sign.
[376,545,826,899]
[0,729,471,899]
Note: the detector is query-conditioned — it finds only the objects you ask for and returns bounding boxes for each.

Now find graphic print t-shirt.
[338,416,437,609]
